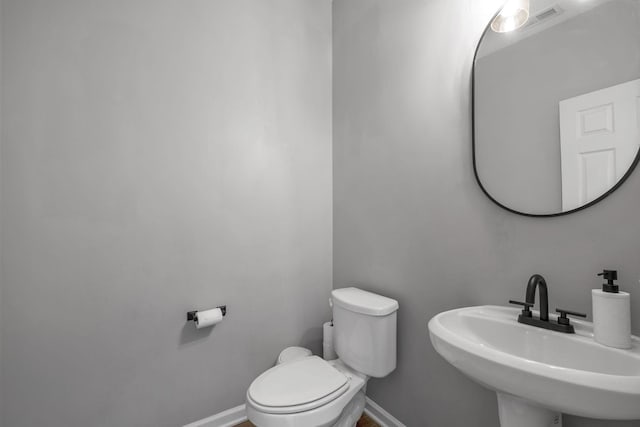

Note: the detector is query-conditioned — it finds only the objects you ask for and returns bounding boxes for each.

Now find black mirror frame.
[471,6,640,218]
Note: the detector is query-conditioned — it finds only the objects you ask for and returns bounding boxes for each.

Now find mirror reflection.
[474,0,640,215]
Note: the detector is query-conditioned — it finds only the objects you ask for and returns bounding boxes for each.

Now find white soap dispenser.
[592,269,631,349]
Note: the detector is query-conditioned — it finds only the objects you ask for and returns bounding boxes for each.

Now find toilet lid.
[248,356,348,409]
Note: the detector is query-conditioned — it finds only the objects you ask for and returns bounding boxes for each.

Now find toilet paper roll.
[592,289,631,349]
[323,321,337,360]
[195,308,224,329]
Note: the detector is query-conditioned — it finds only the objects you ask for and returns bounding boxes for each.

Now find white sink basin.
[428,305,640,426]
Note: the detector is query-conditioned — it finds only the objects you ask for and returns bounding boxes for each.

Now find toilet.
[246,287,399,427]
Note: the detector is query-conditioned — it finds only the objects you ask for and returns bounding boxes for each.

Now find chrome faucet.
[509,274,586,333]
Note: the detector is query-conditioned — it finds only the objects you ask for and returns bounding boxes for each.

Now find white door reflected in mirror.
[560,79,640,211]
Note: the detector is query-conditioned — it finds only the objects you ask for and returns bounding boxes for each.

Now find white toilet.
[246,287,399,427]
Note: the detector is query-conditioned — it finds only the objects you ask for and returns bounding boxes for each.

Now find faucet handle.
[555,308,587,326]
[509,300,534,317]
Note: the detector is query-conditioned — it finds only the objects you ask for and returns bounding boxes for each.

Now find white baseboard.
[363,397,406,427]
[183,404,247,427]
[184,398,404,427]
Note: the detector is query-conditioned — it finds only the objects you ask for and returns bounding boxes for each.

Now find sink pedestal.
[497,393,562,427]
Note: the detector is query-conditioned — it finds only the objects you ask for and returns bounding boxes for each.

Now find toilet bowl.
[246,287,399,427]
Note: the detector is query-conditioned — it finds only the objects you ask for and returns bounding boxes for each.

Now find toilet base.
[332,391,366,427]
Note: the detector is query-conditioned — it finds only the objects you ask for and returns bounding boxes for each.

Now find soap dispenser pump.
[598,269,619,293]
[592,269,631,349]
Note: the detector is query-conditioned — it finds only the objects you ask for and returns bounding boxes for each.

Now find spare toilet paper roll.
[195,308,224,329]
[323,321,337,360]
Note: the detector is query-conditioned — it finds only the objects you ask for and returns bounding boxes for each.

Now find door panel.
[559,79,640,211]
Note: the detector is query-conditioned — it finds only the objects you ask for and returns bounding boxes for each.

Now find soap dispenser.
[592,269,631,349]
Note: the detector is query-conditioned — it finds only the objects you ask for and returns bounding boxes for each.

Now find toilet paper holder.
[187,305,227,322]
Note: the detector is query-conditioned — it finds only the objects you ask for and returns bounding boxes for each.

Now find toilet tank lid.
[332,287,399,316]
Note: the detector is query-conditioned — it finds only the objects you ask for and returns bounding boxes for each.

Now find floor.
[235,413,380,427]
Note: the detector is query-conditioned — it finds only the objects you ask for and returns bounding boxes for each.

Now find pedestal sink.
[428,306,640,427]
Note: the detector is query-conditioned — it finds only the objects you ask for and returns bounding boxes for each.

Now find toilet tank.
[331,287,399,378]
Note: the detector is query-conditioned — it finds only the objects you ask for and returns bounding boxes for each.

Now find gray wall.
[333,0,640,426]
[0,1,332,426]
[475,0,640,214]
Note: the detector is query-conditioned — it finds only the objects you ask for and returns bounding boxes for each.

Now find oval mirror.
[473,0,640,216]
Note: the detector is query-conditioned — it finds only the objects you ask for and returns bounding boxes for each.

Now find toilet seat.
[246,359,368,427]
[247,356,349,414]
